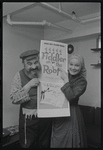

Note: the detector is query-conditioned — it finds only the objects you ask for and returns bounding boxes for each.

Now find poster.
[37,40,70,117]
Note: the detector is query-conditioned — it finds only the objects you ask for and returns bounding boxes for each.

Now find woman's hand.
[59,68,69,84]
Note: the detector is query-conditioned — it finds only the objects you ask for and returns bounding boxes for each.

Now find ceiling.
[3,2,101,32]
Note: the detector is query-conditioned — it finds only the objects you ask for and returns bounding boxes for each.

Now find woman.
[51,54,87,148]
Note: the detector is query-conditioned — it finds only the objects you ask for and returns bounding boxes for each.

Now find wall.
[64,35,101,107]
[44,19,101,108]
[3,17,44,128]
[44,20,100,41]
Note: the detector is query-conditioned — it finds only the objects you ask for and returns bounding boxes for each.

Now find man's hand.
[28,78,40,88]
[24,78,40,92]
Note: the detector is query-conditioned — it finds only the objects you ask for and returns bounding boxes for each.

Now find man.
[10,49,52,148]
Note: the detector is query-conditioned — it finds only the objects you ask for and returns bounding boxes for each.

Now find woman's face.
[68,58,82,75]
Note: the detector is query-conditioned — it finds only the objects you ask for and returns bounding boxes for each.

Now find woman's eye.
[70,63,73,66]
[75,64,79,67]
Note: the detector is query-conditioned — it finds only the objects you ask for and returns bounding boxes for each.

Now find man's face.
[23,55,41,77]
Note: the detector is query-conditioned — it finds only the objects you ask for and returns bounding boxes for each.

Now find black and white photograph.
[2,2,101,148]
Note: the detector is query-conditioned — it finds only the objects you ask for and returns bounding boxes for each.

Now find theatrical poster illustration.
[37,40,70,117]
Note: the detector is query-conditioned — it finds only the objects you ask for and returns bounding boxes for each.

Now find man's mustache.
[30,66,41,71]
[30,68,38,71]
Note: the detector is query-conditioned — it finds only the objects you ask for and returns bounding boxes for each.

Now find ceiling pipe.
[59,2,62,12]
[40,2,100,24]
[81,16,101,24]
[6,2,100,26]
[43,20,72,33]
[6,14,44,25]
[40,2,81,23]
[6,3,101,27]
[6,14,72,33]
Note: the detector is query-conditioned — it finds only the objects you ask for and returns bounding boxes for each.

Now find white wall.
[65,35,101,108]
[44,19,101,108]
[44,20,100,41]
[3,17,44,128]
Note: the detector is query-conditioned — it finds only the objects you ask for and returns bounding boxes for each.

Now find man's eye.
[34,61,38,64]
[27,62,32,65]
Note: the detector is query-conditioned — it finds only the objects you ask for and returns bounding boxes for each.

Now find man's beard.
[29,67,41,78]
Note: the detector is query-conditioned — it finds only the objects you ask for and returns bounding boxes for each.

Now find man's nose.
[31,64,36,69]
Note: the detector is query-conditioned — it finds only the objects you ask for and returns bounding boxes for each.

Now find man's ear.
[22,59,24,63]
[38,54,40,60]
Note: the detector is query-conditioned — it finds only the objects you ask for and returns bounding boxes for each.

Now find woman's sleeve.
[61,77,87,103]
[10,72,30,104]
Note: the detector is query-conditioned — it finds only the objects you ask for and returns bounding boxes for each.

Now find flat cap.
[20,49,39,59]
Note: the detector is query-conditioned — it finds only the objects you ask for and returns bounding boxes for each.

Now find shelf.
[91,63,101,67]
[91,48,101,52]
